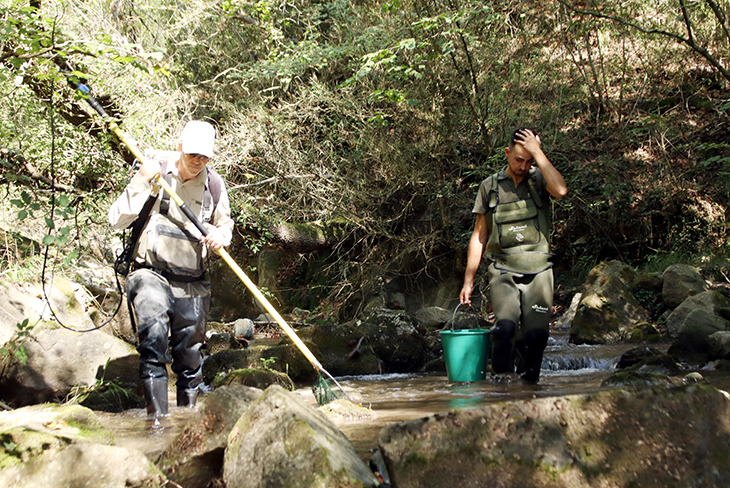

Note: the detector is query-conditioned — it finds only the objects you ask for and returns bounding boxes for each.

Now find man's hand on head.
[514,129,543,157]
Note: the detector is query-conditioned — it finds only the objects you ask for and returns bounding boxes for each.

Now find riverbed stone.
[0,404,159,488]
[0,443,164,488]
[616,346,680,374]
[665,290,729,337]
[303,309,430,376]
[570,275,645,344]
[223,385,379,488]
[667,290,730,363]
[414,306,453,331]
[582,260,636,295]
[708,331,730,360]
[553,292,581,329]
[662,264,708,309]
[211,368,294,390]
[0,321,138,407]
[158,385,263,488]
[379,385,730,488]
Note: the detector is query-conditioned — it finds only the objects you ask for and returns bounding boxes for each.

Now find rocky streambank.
[3,259,730,486]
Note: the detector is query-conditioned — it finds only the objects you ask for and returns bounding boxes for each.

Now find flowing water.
[97,332,730,461]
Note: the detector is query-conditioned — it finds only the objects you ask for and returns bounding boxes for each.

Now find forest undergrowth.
[1,0,729,320]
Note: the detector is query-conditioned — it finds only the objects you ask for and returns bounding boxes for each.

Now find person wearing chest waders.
[109,121,234,418]
[460,128,567,384]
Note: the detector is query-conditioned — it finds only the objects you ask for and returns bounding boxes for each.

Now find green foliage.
[0,319,33,366]
[0,0,729,317]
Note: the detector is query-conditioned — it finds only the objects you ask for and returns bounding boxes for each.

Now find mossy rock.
[600,371,674,387]
[211,368,294,391]
[203,349,251,385]
[0,404,114,469]
[624,321,663,343]
[246,342,321,383]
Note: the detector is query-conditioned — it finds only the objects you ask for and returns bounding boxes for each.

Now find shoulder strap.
[114,180,160,276]
[207,167,223,216]
[488,173,499,209]
[527,175,544,209]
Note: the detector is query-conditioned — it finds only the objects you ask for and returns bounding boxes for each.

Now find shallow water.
[97,332,730,461]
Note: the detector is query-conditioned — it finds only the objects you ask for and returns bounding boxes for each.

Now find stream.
[97,332,730,462]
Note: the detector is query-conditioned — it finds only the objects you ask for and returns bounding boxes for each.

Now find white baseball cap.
[180,121,216,158]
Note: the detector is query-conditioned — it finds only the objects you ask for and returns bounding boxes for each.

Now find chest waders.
[485,173,553,383]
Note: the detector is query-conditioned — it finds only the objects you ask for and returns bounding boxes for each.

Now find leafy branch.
[560,0,730,82]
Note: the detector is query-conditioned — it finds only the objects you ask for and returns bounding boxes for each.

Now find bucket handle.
[450,303,481,330]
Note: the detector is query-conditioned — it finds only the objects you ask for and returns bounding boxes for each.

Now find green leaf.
[44,217,55,229]
[17,209,28,220]
[57,194,70,207]
[42,235,56,246]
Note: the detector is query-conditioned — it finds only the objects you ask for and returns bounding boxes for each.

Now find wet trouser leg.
[170,293,209,406]
[519,269,553,383]
[488,264,553,381]
[127,269,173,416]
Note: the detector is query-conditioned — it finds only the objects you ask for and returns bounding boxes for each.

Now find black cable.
[39,22,125,333]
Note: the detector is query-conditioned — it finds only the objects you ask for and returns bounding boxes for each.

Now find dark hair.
[509,127,537,148]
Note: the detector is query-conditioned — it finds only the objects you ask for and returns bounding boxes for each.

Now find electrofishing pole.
[68,77,350,403]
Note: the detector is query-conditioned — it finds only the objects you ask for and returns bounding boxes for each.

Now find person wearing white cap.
[109,120,234,419]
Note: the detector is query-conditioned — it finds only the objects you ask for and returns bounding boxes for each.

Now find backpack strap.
[159,159,172,216]
[204,167,223,224]
[527,174,544,209]
[488,173,499,209]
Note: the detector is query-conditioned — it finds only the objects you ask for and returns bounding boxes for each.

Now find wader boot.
[521,329,549,384]
[143,378,168,418]
[177,388,198,407]
[491,319,517,374]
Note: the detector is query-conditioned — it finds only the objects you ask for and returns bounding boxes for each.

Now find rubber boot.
[521,329,549,384]
[143,378,168,418]
[177,388,198,408]
[491,319,516,374]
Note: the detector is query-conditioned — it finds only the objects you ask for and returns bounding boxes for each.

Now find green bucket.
[441,323,491,382]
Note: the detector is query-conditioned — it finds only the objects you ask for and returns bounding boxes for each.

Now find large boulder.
[203,342,319,385]
[0,322,139,407]
[223,385,379,488]
[708,331,730,360]
[570,274,646,344]
[306,309,430,376]
[414,306,453,332]
[665,290,730,337]
[0,403,163,488]
[582,260,636,295]
[662,264,708,309]
[0,277,97,348]
[158,385,263,488]
[666,290,730,363]
[379,385,730,488]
